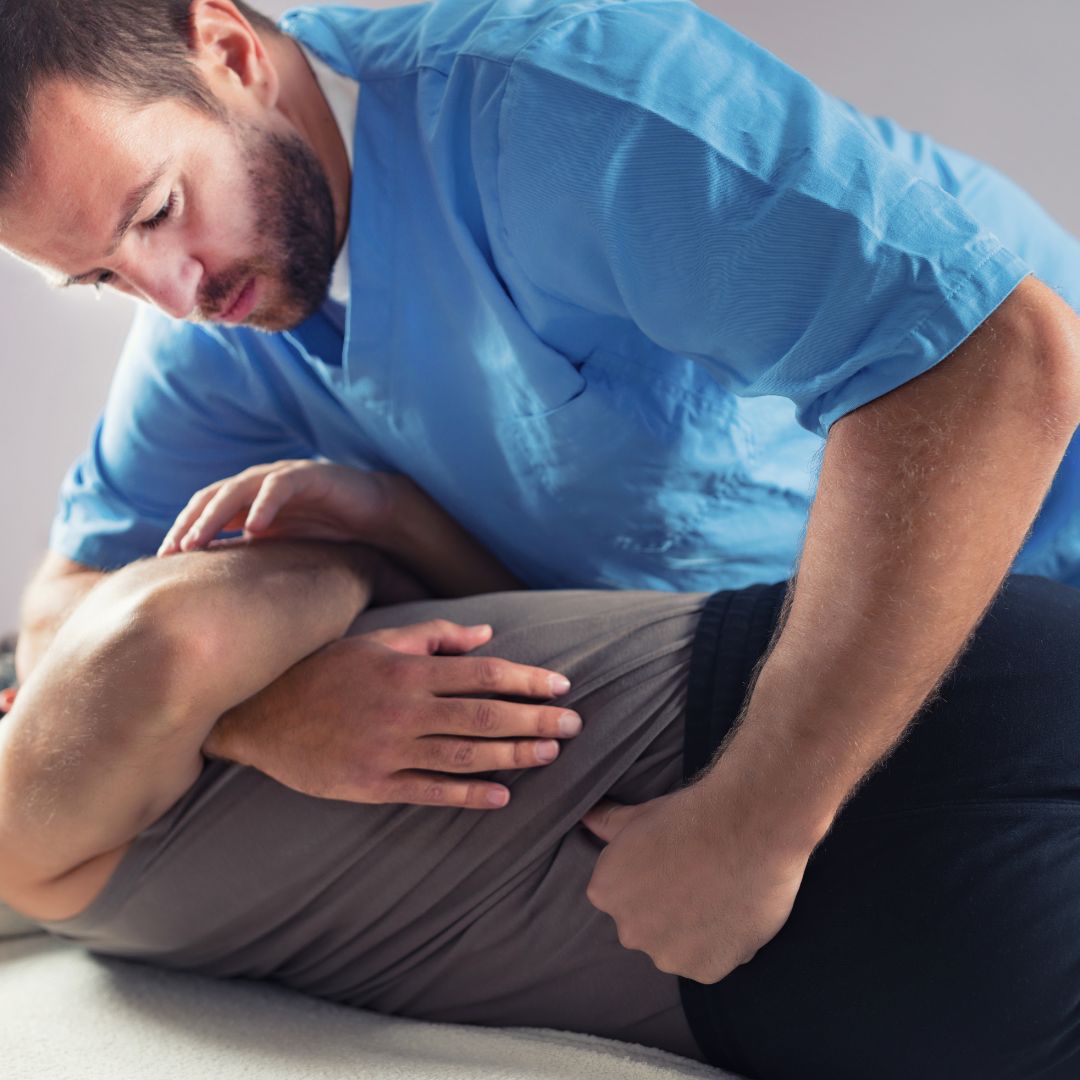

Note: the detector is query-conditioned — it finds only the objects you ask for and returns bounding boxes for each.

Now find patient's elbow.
[75,574,230,727]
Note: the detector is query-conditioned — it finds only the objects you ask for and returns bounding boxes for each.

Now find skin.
[6,0,1080,984]
[0,0,350,329]
[0,539,569,923]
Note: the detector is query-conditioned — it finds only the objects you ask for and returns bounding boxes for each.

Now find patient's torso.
[36,590,709,1061]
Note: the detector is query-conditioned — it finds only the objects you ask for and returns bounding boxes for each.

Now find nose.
[119,245,203,320]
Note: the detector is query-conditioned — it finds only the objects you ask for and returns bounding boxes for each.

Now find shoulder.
[109,307,306,425]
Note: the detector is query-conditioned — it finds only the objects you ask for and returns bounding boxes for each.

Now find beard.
[195,122,339,332]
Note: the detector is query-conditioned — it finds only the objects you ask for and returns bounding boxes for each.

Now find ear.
[187,0,280,110]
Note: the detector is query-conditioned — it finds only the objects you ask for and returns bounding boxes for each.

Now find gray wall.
[2,0,1078,629]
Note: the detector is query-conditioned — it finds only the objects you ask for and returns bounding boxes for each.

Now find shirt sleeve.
[50,306,317,570]
[492,0,1032,436]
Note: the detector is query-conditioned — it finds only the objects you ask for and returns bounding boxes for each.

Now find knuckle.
[464,783,488,809]
[539,707,571,737]
[474,658,503,691]
[451,740,476,768]
[472,701,498,734]
[382,653,414,683]
[422,781,446,804]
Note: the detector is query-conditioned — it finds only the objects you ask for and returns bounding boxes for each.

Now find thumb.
[580,798,636,843]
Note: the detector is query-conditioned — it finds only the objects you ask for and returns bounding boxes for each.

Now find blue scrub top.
[51,0,1080,591]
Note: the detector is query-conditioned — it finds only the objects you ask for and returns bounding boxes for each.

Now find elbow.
[1009,276,1080,442]
[125,578,228,688]
[80,572,227,725]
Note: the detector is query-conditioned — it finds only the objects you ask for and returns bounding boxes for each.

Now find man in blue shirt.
[5,0,1080,993]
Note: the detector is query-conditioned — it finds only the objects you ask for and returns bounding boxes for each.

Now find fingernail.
[559,712,582,736]
[537,740,560,762]
[549,674,571,695]
[486,789,508,807]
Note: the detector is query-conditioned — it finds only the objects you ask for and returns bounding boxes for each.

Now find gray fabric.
[37,590,712,1063]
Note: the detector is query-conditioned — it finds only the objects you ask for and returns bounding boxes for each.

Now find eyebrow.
[60,163,170,287]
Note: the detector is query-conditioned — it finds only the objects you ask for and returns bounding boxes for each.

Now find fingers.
[381,771,512,810]
[416,733,566,776]
[424,653,573,699]
[421,697,583,740]
[157,459,309,557]
[175,473,268,553]
[245,468,304,533]
[158,483,225,556]
[363,624,573,697]
[363,620,496,657]
[380,705,583,807]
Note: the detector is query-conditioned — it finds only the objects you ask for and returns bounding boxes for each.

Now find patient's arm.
[16,551,105,682]
[0,541,380,892]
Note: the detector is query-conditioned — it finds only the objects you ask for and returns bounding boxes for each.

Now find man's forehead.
[1,80,182,272]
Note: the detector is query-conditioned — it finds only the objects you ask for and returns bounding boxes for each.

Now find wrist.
[697,724,841,855]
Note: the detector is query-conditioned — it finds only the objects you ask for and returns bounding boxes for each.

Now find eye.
[142,192,176,232]
[94,271,116,288]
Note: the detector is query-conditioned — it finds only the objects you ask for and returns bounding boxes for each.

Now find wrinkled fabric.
[52,0,1078,592]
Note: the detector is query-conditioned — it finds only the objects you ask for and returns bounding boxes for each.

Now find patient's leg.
[682,574,1080,1080]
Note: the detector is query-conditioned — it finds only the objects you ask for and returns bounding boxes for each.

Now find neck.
[266,33,351,257]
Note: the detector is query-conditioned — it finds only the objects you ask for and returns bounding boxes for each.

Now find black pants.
[679,575,1080,1080]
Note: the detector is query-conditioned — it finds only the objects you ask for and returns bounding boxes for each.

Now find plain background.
[2,0,1079,629]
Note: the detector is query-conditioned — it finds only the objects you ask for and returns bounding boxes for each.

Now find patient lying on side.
[6,461,1080,1079]
[0,462,709,1060]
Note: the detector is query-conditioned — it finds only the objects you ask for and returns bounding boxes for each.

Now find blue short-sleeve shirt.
[53,0,1080,590]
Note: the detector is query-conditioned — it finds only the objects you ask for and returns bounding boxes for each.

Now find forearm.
[0,541,378,882]
[378,475,521,597]
[700,275,1080,845]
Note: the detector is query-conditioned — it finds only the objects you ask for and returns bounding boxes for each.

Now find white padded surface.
[0,933,739,1080]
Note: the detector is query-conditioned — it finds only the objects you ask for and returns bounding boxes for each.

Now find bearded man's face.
[0,76,338,333]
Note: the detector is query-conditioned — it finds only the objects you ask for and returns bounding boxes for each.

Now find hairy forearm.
[0,541,378,883]
[700,275,1080,845]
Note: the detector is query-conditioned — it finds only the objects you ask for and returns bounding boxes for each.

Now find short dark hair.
[0,0,279,198]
